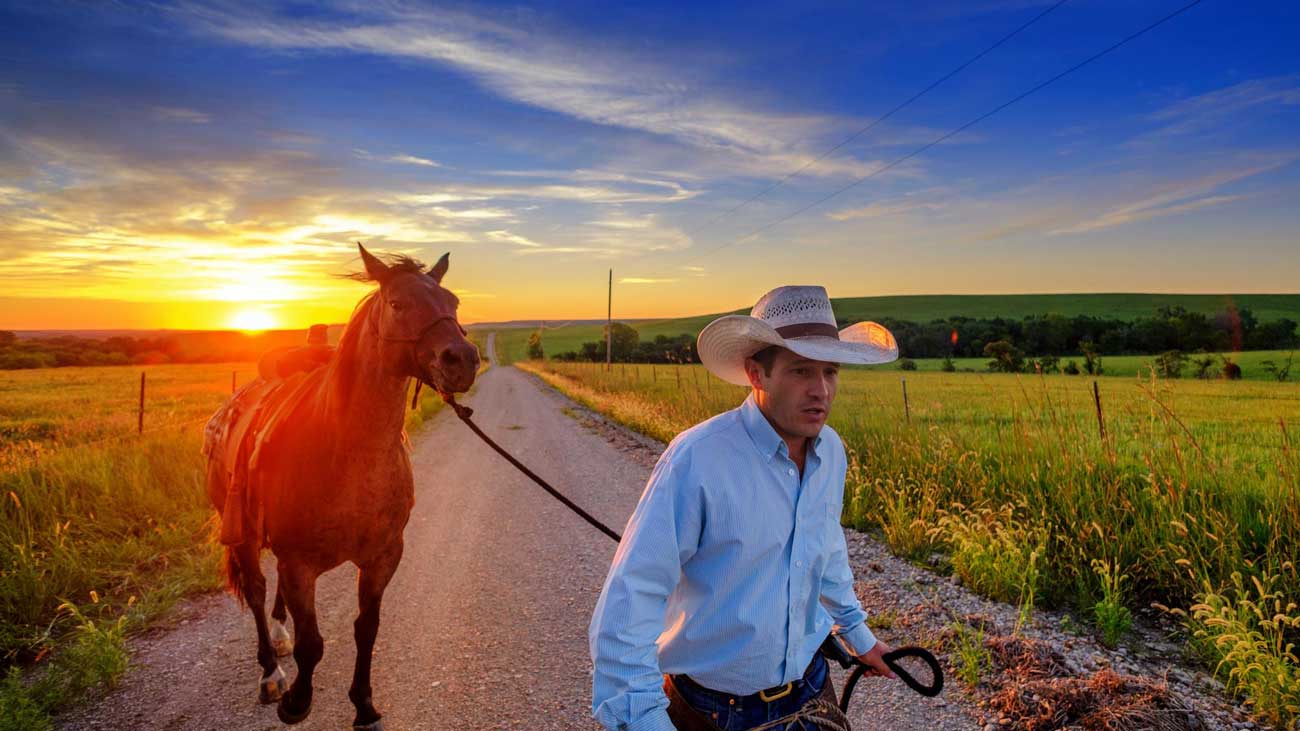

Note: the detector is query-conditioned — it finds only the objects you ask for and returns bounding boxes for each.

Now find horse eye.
[389,300,406,312]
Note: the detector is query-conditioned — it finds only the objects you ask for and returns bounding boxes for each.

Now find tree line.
[539,305,1296,374]
[0,330,317,370]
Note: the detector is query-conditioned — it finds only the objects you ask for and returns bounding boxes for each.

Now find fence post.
[676,368,682,389]
[901,377,910,424]
[138,371,146,435]
[1092,380,1106,442]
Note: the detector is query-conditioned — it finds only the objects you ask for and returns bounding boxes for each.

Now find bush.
[898,358,917,371]
[1155,350,1188,379]
[941,356,956,372]
[1063,360,1080,375]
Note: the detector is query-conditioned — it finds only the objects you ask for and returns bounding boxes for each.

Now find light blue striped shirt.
[589,393,877,731]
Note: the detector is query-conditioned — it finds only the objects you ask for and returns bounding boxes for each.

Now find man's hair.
[747,345,781,376]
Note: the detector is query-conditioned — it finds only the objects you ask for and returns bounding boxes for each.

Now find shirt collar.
[740,392,823,462]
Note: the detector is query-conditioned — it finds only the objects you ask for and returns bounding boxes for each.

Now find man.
[590,286,901,731]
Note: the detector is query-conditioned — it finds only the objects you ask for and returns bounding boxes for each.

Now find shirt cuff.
[628,709,678,731]
[837,622,878,658]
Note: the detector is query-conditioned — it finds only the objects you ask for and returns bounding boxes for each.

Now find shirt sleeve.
[818,443,877,657]
[589,444,703,731]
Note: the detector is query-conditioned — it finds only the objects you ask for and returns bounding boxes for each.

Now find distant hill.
[490,293,1300,363]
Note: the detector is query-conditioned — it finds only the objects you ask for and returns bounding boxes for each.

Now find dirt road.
[58,341,974,730]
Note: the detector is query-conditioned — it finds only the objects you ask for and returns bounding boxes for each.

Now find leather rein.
[431,387,945,710]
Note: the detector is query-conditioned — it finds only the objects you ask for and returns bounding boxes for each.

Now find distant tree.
[1036,354,1060,374]
[526,331,544,360]
[984,340,1024,373]
[0,331,15,348]
[898,358,917,371]
[1063,360,1080,375]
[1154,350,1187,379]
[1222,359,1242,380]
[941,356,956,372]
[1080,339,1103,376]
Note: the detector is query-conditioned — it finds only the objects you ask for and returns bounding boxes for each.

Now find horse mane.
[324,290,382,411]
[343,254,427,283]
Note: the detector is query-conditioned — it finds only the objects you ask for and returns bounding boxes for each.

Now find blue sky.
[1,0,1297,328]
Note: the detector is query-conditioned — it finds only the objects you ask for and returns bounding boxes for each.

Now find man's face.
[745,347,839,440]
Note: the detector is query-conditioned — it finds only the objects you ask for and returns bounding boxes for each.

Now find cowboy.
[589,286,901,731]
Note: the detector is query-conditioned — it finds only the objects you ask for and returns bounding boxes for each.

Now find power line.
[655,0,1206,276]
[681,0,1071,240]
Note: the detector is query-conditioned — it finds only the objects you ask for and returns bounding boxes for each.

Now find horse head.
[357,242,480,394]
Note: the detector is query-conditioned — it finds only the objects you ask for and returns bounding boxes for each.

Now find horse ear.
[358,242,390,283]
[428,252,450,284]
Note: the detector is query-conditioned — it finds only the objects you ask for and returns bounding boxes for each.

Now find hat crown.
[750,286,837,330]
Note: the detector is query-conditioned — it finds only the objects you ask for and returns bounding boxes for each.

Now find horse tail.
[223,545,248,608]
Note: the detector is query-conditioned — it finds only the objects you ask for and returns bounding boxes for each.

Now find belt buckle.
[758,682,793,703]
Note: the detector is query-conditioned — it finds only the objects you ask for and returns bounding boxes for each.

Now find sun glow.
[229,308,279,332]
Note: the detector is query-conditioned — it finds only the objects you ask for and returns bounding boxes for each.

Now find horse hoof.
[258,666,287,704]
[270,621,293,657]
[353,720,384,731]
[277,695,311,725]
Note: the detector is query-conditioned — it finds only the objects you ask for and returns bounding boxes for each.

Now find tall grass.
[518,359,1300,725]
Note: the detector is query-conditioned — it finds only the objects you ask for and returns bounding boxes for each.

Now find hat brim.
[697,315,899,386]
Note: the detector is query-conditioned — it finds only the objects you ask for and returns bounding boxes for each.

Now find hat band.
[774,322,840,340]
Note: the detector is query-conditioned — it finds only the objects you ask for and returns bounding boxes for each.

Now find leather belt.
[671,653,823,708]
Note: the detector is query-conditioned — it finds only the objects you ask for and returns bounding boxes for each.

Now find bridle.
[371,305,467,394]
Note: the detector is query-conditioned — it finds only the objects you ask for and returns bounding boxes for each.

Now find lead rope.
[437,391,943,713]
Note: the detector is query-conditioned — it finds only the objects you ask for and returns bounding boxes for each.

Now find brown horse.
[204,243,480,730]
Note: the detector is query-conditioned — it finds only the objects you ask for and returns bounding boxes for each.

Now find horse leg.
[276,559,323,726]
[233,542,287,705]
[348,545,403,731]
[269,578,293,657]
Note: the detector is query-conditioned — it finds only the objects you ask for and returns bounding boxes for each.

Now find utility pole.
[606,268,612,371]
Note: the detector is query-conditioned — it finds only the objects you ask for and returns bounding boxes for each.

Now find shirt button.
[795,560,803,568]
[787,468,795,476]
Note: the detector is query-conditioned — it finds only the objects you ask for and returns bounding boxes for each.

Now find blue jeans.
[669,653,832,731]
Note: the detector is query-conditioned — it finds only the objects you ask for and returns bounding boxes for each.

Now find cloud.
[619,277,678,284]
[354,148,442,167]
[1048,158,1290,236]
[152,106,211,124]
[485,229,542,248]
[180,2,890,180]
[1148,76,1300,138]
[827,197,944,221]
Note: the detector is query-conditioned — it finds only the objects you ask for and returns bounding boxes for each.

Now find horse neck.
[323,296,410,443]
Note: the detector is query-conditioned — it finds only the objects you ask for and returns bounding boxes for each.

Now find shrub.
[898,358,917,371]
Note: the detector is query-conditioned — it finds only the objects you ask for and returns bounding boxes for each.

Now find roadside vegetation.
[515,358,1300,728]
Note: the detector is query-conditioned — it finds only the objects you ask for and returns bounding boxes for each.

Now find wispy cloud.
[152,106,211,124]
[1148,76,1300,138]
[828,197,944,221]
[354,148,442,167]
[181,2,884,180]
[1048,158,1290,236]
[620,277,678,284]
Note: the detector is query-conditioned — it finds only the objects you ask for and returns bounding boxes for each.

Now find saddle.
[203,325,334,546]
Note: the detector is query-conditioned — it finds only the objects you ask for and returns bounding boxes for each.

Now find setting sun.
[228,308,279,332]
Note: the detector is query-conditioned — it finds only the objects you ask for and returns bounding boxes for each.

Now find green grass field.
[0,332,486,727]
[516,359,1300,727]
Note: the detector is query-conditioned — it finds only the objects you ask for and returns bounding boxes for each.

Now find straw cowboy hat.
[697,286,899,386]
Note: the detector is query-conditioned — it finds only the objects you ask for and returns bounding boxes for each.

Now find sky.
[1,0,1298,330]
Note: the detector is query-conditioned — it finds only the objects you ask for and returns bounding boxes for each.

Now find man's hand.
[855,638,897,679]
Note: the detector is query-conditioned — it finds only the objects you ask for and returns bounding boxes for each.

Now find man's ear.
[743,357,765,390]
